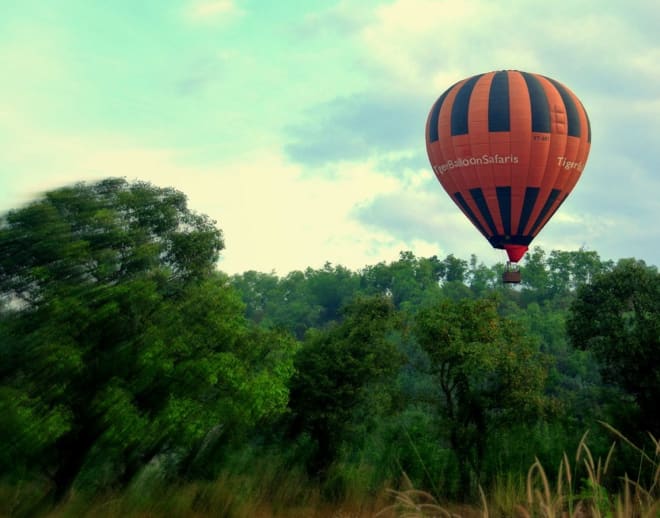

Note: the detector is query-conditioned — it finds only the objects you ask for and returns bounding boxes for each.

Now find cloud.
[377,153,430,176]
[351,171,493,260]
[359,0,493,89]
[294,1,368,38]
[185,0,243,23]
[352,0,660,101]
[173,52,239,96]
[285,92,428,167]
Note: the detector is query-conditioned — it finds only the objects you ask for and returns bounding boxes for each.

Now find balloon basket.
[502,262,521,284]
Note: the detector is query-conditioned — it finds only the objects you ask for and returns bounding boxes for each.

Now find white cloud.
[207,156,404,274]
[357,0,508,94]
[185,0,243,23]
[354,0,658,98]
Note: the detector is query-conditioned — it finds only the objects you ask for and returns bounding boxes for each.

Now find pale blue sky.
[2,0,659,274]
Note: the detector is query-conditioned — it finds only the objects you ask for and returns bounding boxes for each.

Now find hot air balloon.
[425,70,591,283]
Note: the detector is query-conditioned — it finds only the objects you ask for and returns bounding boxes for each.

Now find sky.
[1,0,659,275]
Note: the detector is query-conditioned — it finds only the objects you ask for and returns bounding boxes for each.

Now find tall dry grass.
[377,423,659,518]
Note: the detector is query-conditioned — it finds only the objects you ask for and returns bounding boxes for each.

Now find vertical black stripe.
[428,88,452,143]
[469,187,497,236]
[488,71,510,132]
[517,187,540,235]
[451,74,482,136]
[496,186,511,235]
[521,72,551,133]
[547,78,581,137]
[529,189,561,236]
[454,192,488,237]
[580,100,592,143]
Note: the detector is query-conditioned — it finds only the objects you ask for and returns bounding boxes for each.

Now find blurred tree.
[512,302,604,428]
[0,178,296,497]
[567,258,660,434]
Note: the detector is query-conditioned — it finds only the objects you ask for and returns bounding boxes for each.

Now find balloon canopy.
[425,70,591,263]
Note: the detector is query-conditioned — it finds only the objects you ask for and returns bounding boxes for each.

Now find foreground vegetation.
[1,179,658,516]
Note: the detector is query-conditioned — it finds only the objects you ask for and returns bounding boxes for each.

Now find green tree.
[305,262,360,323]
[567,258,660,434]
[520,247,551,299]
[0,178,296,496]
[512,301,604,428]
[232,263,360,337]
[360,251,443,310]
[439,253,468,283]
[413,297,547,497]
[467,254,498,296]
[229,269,280,324]
[270,269,323,338]
[520,247,613,305]
[288,296,403,475]
[546,248,612,302]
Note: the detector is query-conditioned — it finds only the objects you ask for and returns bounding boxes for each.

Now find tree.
[567,258,660,434]
[520,247,613,305]
[413,297,547,497]
[305,262,360,324]
[440,253,468,283]
[521,247,551,296]
[467,254,499,296]
[359,251,443,309]
[0,178,296,496]
[229,270,281,324]
[288,296,403,475]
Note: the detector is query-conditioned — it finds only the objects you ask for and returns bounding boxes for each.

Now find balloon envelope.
[425,70,591,263]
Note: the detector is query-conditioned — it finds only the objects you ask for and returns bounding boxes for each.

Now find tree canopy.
[567,259,660,434]
[0,179,296,495]
[414,297,547,494]
[288,295,402,475]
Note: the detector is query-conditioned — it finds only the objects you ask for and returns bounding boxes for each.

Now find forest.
[1,179,658,517]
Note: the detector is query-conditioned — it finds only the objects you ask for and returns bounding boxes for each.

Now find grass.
[376,423,659,517]
[2,424,658,517]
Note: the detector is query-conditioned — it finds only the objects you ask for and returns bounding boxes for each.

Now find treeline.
[1,179,658,515]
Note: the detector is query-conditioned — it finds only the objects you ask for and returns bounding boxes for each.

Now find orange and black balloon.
[425,70,591,263]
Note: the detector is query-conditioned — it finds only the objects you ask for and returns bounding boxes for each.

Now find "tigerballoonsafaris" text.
[432,154,519,176]
[432,154,585,176]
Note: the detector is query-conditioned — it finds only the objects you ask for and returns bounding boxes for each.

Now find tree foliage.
[0,179,295,495]
[413,297,547,495]
[567,258,660,434]
[288,296,403,474]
